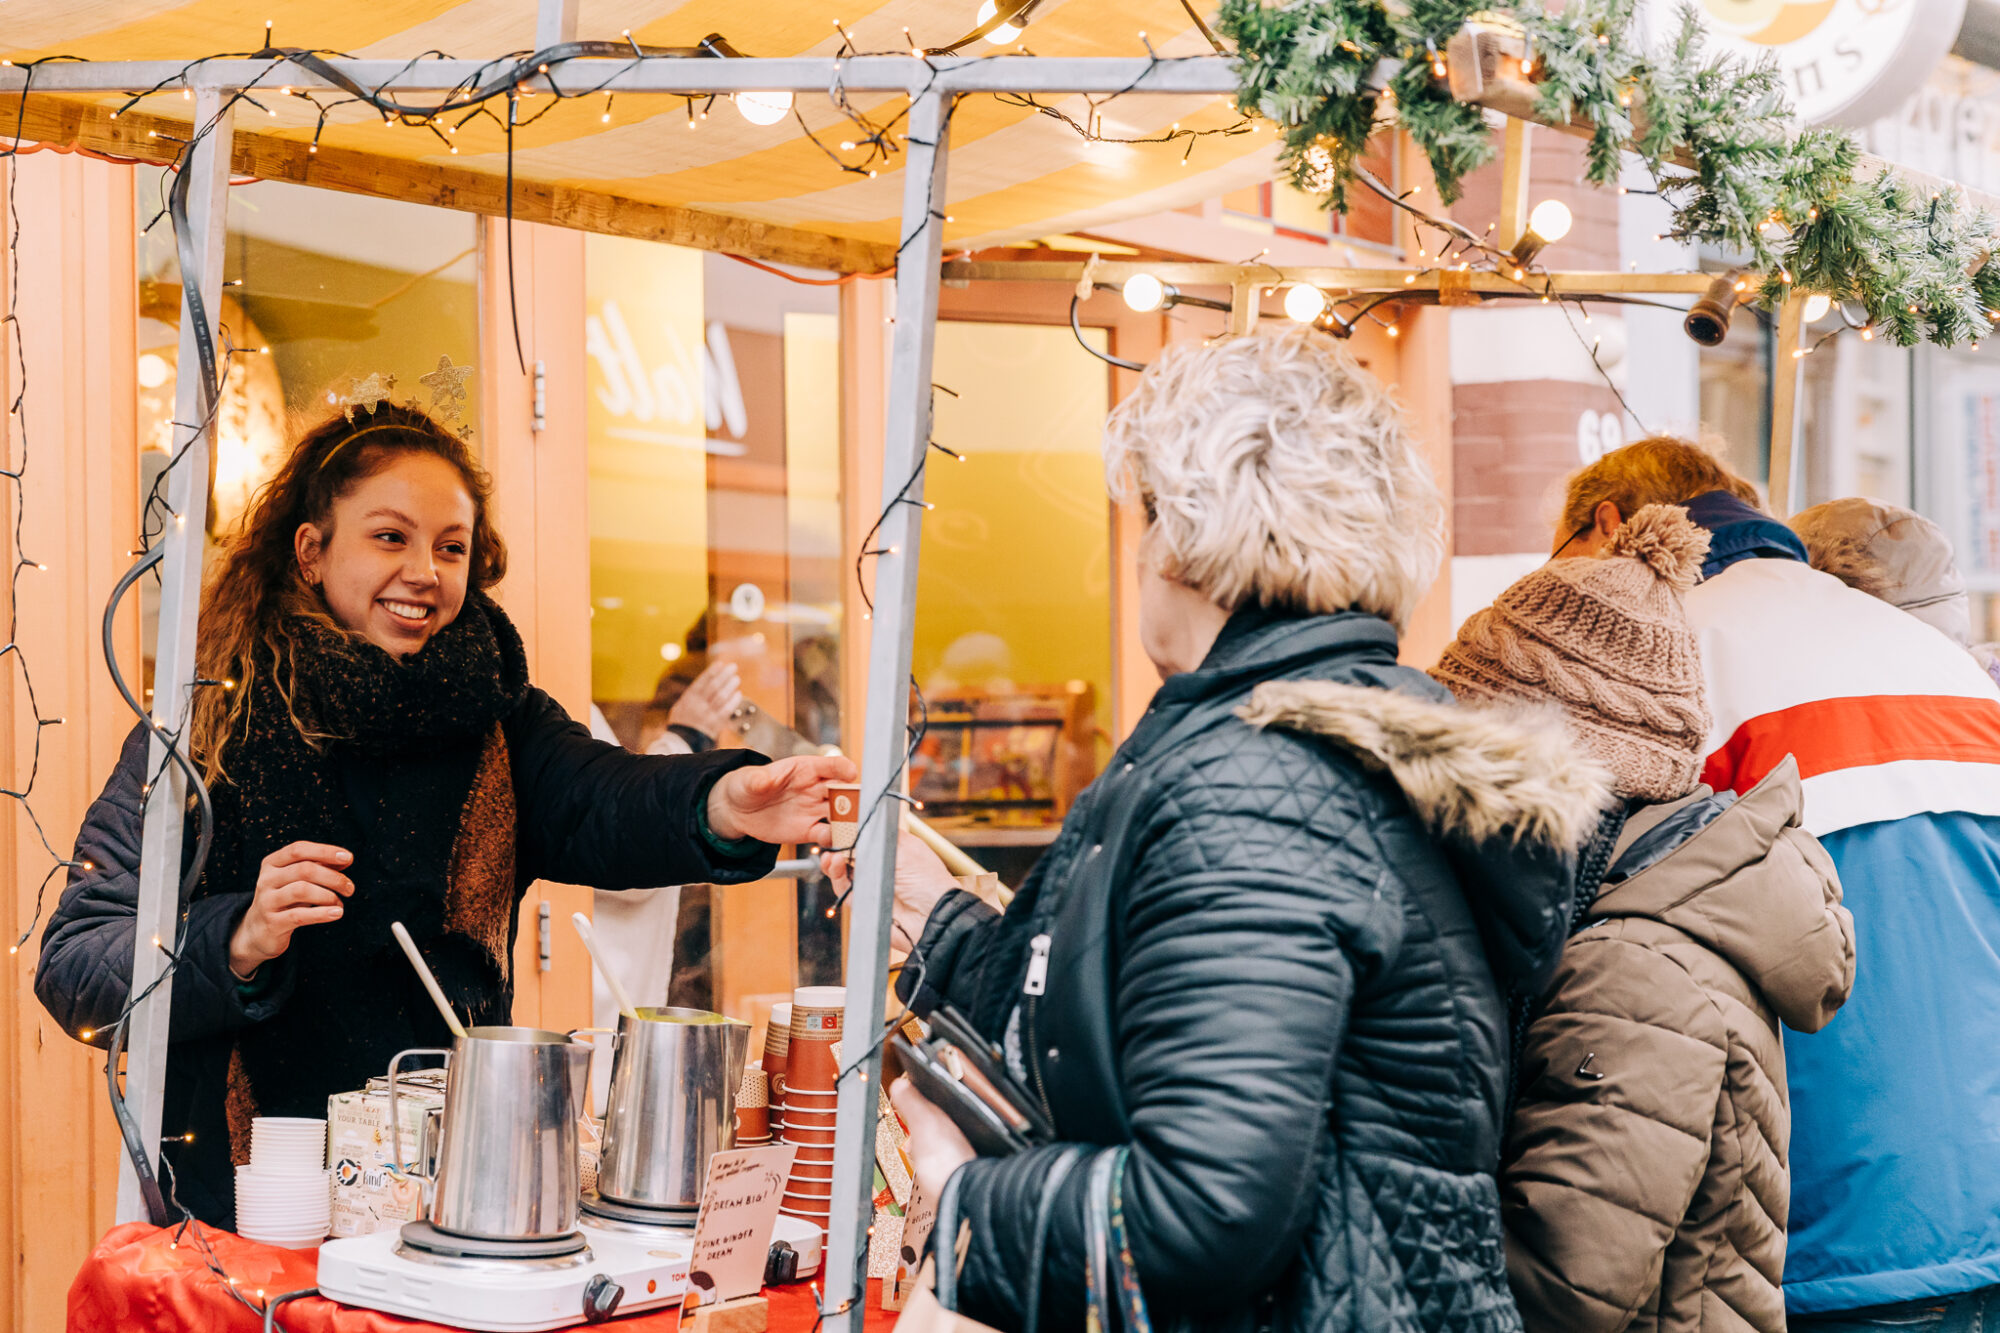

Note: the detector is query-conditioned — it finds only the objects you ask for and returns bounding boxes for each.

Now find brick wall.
[1446,133,1627,556]
[1453,379,1629,554]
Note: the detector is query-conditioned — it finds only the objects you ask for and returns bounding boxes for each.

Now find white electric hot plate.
[316,1225,691,1332]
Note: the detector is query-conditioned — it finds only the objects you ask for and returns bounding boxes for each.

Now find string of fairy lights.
[0,4,1910,1324]
[0,74,96,963]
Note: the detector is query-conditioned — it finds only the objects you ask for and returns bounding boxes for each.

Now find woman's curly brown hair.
[190,403,506,784]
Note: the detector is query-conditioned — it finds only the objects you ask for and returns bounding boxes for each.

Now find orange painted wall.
[1,152,141,1333]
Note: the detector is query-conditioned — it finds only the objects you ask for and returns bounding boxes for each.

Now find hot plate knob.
[582,1273,625,1323]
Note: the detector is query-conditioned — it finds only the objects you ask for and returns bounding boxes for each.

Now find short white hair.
[1103,326,1444,628]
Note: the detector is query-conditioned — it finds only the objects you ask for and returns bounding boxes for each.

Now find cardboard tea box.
[327,1076,445,1238]
[329,1163,426,1239]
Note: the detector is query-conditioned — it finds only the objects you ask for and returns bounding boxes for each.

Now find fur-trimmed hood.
[1241,678,1616,987]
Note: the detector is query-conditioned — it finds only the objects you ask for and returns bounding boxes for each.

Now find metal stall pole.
[822,86,953,1332]
[117,88,233,1223]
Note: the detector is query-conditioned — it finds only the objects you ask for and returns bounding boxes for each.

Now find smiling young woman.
[33,402,853,1227]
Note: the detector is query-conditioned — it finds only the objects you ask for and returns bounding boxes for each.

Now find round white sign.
[728,581,767,622]
[1642,0,1966,127]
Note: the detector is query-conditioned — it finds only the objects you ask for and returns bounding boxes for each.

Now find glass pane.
[582,238,843,1024]
[1696,299,1772,488]
[1271,179,1332,236]
[134,170,480,692]
[913,320,1113,882]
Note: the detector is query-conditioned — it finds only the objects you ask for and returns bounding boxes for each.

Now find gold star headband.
[322,354,477,471]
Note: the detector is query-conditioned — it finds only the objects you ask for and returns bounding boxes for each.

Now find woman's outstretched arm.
[510,687,780,889]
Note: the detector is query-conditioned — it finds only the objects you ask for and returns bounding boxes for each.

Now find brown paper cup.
[827,785,861,852]
[736,1105,770,1140]
[779,1105,837,1124]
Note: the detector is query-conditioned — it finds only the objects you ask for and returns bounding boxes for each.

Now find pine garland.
[1218,0,2000,347]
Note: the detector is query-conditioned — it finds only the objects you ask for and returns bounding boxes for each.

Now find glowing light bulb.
[735,91,793,125]
[978,0,1023,42]
[1283,285,1326,323]
[1802,293,1833,324]
[1122,273,1166,312]
[1529,199,1572,243]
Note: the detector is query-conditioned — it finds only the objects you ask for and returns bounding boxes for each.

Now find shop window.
[911,320,1114,880]
[1220,137,1399,250]
[582,238,842,1020]
[1695,296,1773,490]
[133,170,480,694]
[1927,343,2000,646]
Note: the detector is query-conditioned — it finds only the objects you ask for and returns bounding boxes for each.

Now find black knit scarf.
[206,593,530,1139]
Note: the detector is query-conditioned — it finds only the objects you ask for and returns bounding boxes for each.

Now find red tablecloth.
[69,1223,899,1333]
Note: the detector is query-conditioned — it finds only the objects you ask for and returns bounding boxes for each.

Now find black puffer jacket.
[36,687,776,1226]
[901,608,1609,1333]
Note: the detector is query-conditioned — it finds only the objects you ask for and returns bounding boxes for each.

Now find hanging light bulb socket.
[1120,274,1230,315]
[975,0,1034,45]
[692,34,795,125]
[1683,270,1744,347]
[1508,198,1573,267]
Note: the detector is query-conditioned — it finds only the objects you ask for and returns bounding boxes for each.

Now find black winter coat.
[901,608,1609,1333]
[36,687,776,1227]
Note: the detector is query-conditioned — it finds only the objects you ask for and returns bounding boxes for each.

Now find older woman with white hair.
[831,327,1602,1333]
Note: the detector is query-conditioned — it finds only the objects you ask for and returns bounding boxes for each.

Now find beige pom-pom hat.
[1432,505,1713,803]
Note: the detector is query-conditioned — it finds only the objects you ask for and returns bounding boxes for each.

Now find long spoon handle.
[571,912,640,1022]
[390,920,467,1040]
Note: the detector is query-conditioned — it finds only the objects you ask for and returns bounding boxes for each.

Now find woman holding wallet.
[830,328,1609,1333]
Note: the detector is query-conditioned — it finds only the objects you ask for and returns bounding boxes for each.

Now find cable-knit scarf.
[206,593,529,1160]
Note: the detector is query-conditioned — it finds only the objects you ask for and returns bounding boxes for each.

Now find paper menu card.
[684,1144,799,1308]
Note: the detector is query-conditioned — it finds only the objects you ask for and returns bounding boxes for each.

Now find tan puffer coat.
[1502,755,1855,1333]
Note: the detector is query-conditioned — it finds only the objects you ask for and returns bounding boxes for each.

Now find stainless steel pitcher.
[388,1026,594,1240]
[595,1007,752,1210]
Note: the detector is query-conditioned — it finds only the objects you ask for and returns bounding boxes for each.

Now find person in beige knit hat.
[1437,504,1854,1333]
[1435,503,1712,802]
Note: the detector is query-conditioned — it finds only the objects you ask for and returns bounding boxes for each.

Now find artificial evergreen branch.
[1216,0,2000,347]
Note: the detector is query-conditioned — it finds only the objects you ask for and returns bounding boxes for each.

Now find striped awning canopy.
[0,1,1272,270]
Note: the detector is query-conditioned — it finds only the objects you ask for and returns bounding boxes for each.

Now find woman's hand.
[706,754,859,845]
[228,841,355,979]
[667,661,743,741]
[821,830,959,949]
[891,1075,978,1202]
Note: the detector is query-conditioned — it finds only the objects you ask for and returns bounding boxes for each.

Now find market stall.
[4,0,1998,1329]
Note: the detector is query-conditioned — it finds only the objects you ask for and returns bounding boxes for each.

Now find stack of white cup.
[235,1117,331,1249]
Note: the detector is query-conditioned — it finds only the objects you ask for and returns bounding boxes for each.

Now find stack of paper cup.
[780,987,844,1234]
[763,1003,792,1136]
[737,1065,772,1145]
[236,1117,331,1249]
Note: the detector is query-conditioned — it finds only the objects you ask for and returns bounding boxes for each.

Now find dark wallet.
[887,1004,1055,1157]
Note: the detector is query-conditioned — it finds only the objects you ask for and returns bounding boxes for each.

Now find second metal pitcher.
[389,1025,594,1240]
[596,1007,752,1210]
